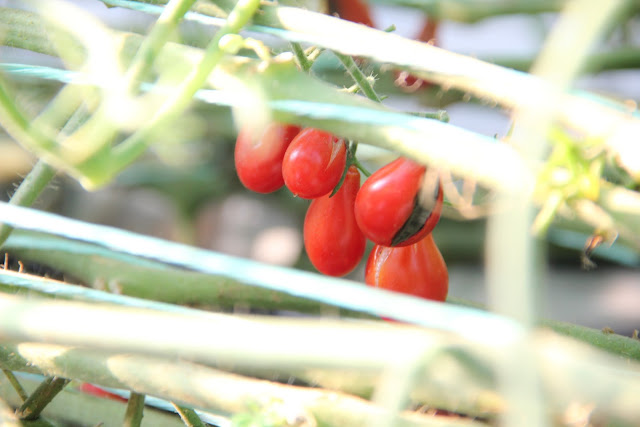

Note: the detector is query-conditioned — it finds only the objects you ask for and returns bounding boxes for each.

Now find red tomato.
[328,0,375,26]
[79,383,128,403]
[354,157,443,247]
[304,166,366,276]
[282,129,347,199]
[365,234,448,301]
[234,123,301,193]
[394,19,439,91]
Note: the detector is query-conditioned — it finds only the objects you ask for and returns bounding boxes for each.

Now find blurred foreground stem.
[0,161,55,248]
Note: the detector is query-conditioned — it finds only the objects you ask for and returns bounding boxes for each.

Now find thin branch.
[333,51,381,103]
[15,376,71,421]
[171,403,207,427]
[105,0,262,186]
[124,0,198,92]
[1,369,28,402]
[290,42,313,72]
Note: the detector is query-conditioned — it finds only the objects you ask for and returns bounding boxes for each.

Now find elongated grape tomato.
[282,128,347,199]
[354,157,443,247]
[365,234,448,301]
[304,166,365,276]
[234,123,301,193]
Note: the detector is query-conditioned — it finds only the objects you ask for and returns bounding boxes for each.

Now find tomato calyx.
[329,141,371,197]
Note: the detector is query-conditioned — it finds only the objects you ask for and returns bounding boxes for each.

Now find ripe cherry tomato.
[234,123,301,193]
[79,383,128,403]
[354,157,443,247]
[328,0,375,27]
[304,166,366,276]
[282,128,347,199]
[365,233,448,301]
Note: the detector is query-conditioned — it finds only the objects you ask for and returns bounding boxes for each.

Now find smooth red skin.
[365,234,448,302]
[304,166,366,277]
[234,123,301,193]
[282,129,347,199]
[355,157,442,247]
[329,0,375,26]
[79,383,128,403]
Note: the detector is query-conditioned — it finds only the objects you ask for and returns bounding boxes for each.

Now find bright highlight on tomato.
[354,157,443,247]
[234,123,301,193]
[365,234,448,301]
[304,166,365,276]
[282,128,347,199]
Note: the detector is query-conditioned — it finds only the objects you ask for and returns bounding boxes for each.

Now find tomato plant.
[303,165,366,276]
[282,128,347,199]
[365,233,448,302]
[354,157,443,247]
[234,123,301,193]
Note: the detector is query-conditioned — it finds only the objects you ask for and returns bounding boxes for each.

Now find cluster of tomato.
[234,124,448,302]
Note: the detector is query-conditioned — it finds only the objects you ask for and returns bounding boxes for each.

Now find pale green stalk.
[486,2,630,427]
[0,342,487,427]
[105,0,262,185]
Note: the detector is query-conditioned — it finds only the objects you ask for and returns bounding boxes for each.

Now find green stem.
[409,110,449,123]
[0,161,56,248]
[171,403,207,427]
[333,51,381,103]
[541,320,640,360]
[290,42,313,72]
[0,342,491,425]
[0,77,57,154]
[15,376,70,421]
[352,156,371,177]
[124,0,198,92]
[123,392,146,427]
[1,369,28,402]
[105,0,262,185]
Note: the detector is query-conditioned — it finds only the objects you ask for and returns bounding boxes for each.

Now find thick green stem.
[333,51,381,103]
[0,342,489,425]
[1,369,28,402]
[0,161,56,248]
[15,377,70,421]
[123,392,146,427]
[171,403,207,427]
